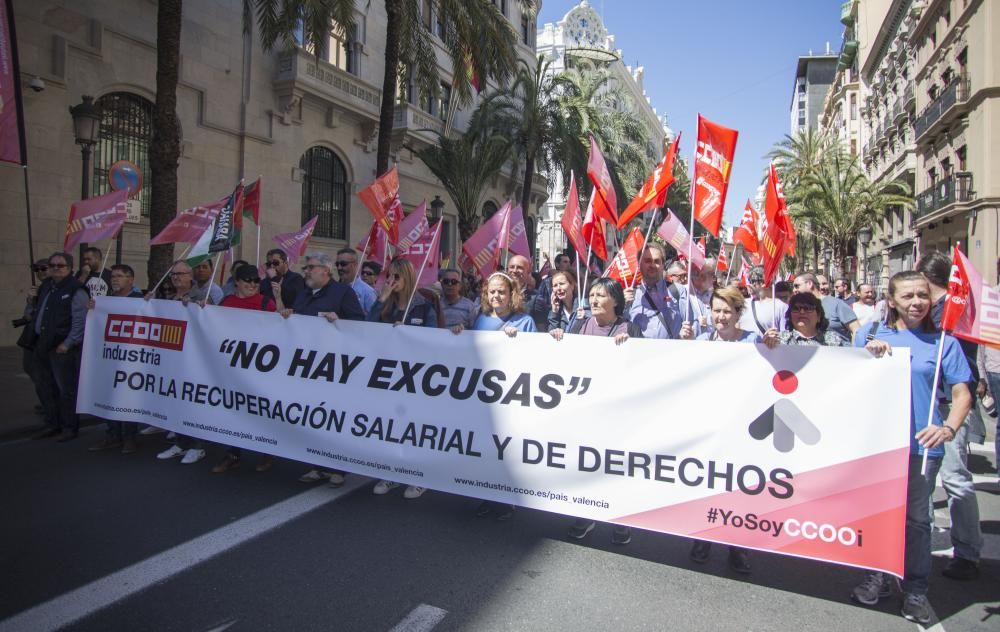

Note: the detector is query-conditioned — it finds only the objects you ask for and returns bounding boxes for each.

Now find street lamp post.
[69,95,101,265]
[858,226,873,288]
[822,247,833,278]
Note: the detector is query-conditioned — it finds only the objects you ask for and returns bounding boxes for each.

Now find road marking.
[0,478,369,632]
[388,604,448,632]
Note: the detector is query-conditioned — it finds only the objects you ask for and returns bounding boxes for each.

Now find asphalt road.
[1,424,997,632]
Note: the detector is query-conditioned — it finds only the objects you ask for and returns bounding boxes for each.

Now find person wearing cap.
[778,293,847,347]
[212,265,277,473]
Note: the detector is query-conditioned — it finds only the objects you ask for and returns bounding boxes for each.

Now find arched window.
[300,146,349,239]
[482,200,498,221]
[92,93,154,217]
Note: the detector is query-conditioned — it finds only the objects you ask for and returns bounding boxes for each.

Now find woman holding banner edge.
[368,257,437,500]
[452,271,536,521]
[550,277,642,545]
[850,271,971,625]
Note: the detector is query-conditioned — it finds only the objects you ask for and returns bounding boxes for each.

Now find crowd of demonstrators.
[18,240,997,625]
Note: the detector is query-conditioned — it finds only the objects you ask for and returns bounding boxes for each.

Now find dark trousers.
[22,347,46,407]
[105,420,138,441]
[35,346,81,433]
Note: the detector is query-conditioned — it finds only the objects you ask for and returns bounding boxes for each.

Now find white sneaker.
[165,432,177,441]
[328,472,346,488]
[298,469,329,483]
[180,448,206,464]
[403,485,426,499]
[140,426,166,436]
[156,445,184,460]
[373,480,400,495]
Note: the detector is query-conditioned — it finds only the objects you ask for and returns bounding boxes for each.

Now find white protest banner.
[80,298,911,576]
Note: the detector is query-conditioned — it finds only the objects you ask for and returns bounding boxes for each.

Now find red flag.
[561,172,587,256]
[242,177,262,224]
[760,220,787,287]
[733,199,760,253]
[150,198,225,245]
[607,227,645,287]
[581,187,608,261]
[396,201,429,252]
[461,200,512,276]
[504,205,532,262]
[64,189,129,251]
[271,216,318,265]
[357,220,389,267]
[696,235,707,257]
[717,245,729,272]
[942,245,1000,348]
[617,133,680,228]
[738,264,749,288]
[656,209,705,270]
[693,115,738,236]
[358,166,401,245]
[401,217,442,289]
[587,136,619,226]
[765,163,796,256]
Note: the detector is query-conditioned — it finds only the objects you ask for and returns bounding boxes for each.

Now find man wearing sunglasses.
[439,268,476,329]
[31,252,88,442]
[261,248,305,309]
[335,247,376,314]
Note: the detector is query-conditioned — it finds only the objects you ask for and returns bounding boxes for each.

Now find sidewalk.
[0,345,99,440]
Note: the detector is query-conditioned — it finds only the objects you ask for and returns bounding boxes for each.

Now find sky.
[537,0,846,229]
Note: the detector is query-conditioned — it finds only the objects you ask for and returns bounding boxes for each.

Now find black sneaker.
[494,505,515,522]
[901,593,932,624]
[942,557,979,580]
[611,526,631,545]
[728,547,752,574]
[474,501,493,517]
[689,540,711,564]
[567,519,595,540]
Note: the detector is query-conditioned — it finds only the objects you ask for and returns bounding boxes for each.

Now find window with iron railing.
[92,92,154,218]
[300,146,349,240]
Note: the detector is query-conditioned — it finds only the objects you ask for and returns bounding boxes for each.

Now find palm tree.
[412,130,512,241]
[793,149,912,275]
[148,0,183,285]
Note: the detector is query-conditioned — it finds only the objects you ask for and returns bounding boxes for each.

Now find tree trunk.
[376,0,402,176]
[520,155,535,254]
[458,214,476,243]
[149,0,183,287]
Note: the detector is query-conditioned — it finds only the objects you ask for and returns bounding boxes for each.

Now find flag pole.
[628,208,659,291]
[580,240,595,301]
[575,251,582,307]
[97,234,115,277]
[921,330,948,477]
[401,221,442,324]
[206,252,223,305]
[355,229,373,284]
[725,242,741,286]
[255,223,261,268]
[148,243,193,296]
[685,211,696,323]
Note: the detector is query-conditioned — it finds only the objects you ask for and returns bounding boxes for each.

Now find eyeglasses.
[48,263,68,269]
[265,260,282,268]
[441,278,460,286]
[790,305,817,313]
[169,271,191,277]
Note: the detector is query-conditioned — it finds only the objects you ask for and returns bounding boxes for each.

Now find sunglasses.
[239,277,261,284]
[441,278,460,286]
[265,260,282,267]
[49,263,68,269]
[32,266,48,272]
[334,261,354,268]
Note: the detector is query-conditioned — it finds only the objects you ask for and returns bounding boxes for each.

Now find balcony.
[392,102,445,148]
[840,0,854,26]
[273,48,381,123]
[914,74,971,140]
[892,99,904,122]
[914,174,975,221]
[904,82,915,106]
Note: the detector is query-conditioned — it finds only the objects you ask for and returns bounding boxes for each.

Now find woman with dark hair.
[551,277,642,544]
[779,292,846,347]
[850,271,972,624]
[368,257,436,499]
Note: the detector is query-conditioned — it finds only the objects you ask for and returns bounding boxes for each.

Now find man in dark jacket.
[262,248,306,310]
[32,252,88,441]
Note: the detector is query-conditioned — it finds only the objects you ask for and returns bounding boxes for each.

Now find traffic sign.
[108,160,143,197]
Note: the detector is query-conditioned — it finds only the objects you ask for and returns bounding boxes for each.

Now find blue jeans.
[987,372,1000,476]
[904,454,941,596]
[927,418,983,562]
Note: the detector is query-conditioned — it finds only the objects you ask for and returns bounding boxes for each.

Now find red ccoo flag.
[64,188,129,252]
[617,132,680,228]
[607,227,645,287]
[358,166,401,245]
[733,199,760,253]
[942,245,1000,348]
[717,245,729,272]
[693,115,738,237]
[587,136,619,226]
[581,187,608,261]
[765,163,796,256]
[561,172,587,256]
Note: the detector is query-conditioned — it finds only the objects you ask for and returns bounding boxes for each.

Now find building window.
[300,146,348,240]
[438,82,451,121]
[92,92,155,218]
[482,201,499,221]
[422,0,433,32]
[521,14,531,45]
[850,94,857,120]
[957,145,967,171]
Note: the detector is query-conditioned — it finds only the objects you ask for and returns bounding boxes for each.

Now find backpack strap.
[750,300,766,335]
[865,320,880,342]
